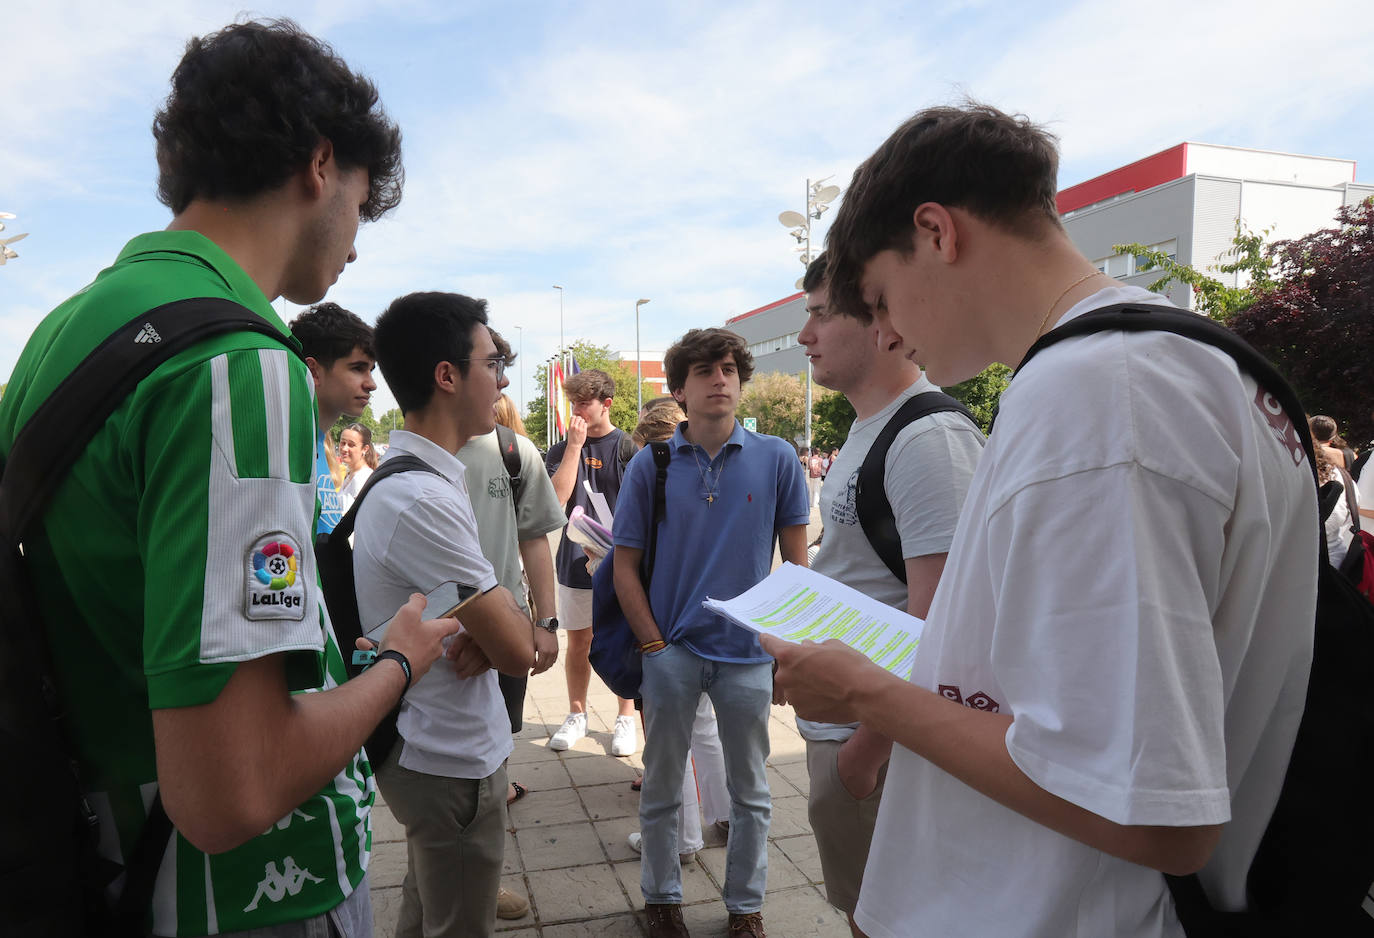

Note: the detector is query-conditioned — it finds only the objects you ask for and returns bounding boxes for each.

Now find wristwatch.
[535,617,559,634]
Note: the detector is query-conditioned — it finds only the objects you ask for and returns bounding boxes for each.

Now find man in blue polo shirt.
[613,327,810,938]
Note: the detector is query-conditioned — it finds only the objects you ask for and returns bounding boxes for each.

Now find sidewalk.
[368,645,849,937]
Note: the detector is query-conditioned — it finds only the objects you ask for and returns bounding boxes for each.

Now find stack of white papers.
[702,563,923,677]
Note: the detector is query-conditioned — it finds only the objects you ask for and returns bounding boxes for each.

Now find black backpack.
[855,391,977,583]
[0,298,300,937]
[495,423,523,505]
[1011,303,1374,936]
[314,454,443,767]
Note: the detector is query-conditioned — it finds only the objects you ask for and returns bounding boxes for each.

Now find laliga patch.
[245,533,307,620]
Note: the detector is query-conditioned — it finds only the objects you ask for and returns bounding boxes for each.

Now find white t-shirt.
[855,287,1316,938]
[338,464,373,514]
[1324,471,1358,568]
[352,430,508,780]
[799,374,984,743]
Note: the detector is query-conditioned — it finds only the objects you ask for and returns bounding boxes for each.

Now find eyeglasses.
[456,357,507,380]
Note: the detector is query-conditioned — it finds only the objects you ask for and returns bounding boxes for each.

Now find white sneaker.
[549,712,587,751]
[628,831,695,863]
[611,715,637,756]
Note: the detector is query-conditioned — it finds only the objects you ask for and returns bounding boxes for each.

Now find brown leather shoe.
[645,902,690,937]
[727,911,766,937]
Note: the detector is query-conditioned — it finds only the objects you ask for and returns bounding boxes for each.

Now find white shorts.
[557,584,595,631]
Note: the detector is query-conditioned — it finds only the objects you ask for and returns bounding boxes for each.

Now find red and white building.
[728,143,1374,375]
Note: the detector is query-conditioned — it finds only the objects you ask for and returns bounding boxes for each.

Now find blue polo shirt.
[613,421,810,662]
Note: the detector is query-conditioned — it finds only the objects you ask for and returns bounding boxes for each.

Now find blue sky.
[5,0,1373,416]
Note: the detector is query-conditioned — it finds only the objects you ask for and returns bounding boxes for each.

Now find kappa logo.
[245,532,308,621]
[243,857,324,912]
[134,322,162,344]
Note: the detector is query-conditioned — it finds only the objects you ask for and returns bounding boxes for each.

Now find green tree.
[328,404,381,445]
[947,364,1011,435]
[1230,198,1374,445]
[371,407,404,445]
[524,340,655,447]
[811,390,856,451]
[738,371,808,444]
[1115,221,1275,322]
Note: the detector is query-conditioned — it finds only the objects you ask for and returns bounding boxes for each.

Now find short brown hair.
[1309,415,1338,443]
[633,398,685,447]
[564,368,615,403]
[488,327,516,366]
[664,328,755,393]
[826,102,1062,316]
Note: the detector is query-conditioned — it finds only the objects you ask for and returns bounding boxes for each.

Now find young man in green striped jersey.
[0,19,457,938]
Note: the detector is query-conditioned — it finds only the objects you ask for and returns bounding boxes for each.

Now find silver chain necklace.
[691,446,729,505]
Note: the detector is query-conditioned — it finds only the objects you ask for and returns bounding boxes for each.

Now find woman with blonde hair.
[494,393,527,437]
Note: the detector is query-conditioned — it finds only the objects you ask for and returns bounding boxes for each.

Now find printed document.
[703,562,922,676]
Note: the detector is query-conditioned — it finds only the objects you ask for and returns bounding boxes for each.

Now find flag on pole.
[552,359,567,437]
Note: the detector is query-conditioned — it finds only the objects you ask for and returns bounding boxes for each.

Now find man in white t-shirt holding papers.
[795,250,983,926]
[765,104,1316,938]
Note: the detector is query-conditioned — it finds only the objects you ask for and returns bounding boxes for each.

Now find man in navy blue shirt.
[545,369,639,755]
[613,328,810,938]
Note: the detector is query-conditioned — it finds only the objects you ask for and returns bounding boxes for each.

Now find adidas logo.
[134,323,162,344]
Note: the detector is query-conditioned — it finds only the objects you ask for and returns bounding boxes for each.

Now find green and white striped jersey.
[0,232,374,936]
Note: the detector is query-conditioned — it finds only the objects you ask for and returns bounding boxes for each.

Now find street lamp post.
[552,285,564,353]
[514,325,524,414]
[635,298,650,413]
[778,177,840,453]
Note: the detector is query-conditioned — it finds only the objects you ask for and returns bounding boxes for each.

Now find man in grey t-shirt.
[795,253,984,923]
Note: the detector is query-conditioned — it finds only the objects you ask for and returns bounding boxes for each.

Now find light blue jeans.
[640,643,772,912]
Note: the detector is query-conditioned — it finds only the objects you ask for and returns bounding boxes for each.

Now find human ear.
[913,202,958,262]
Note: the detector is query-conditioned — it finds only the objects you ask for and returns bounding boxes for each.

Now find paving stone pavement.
[369,628,850,936]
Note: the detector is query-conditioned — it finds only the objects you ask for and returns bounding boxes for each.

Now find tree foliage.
[811,391,856,451]
[328,404,404,446]
[1115,221,1275,321]
[946,364,1011,434]
[523,340,655,448]
[1229,198,1374,445]
[738,371,806,445]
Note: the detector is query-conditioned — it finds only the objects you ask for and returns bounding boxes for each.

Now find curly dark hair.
[289,302,374,366]
[153,19,403,221]
[663,328,755,394]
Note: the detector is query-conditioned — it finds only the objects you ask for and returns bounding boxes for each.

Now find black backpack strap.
[0,297,298,543]
[620,430,639,471]
[330,455,442,543]
[321,455,443,676]
[856,391,977,584]
[495,424,523,507]
[1010,303,1321,496]
[642,442,672,582]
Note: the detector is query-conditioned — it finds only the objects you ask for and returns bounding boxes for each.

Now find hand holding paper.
[760,633,887,724]
[702,563,923,677]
